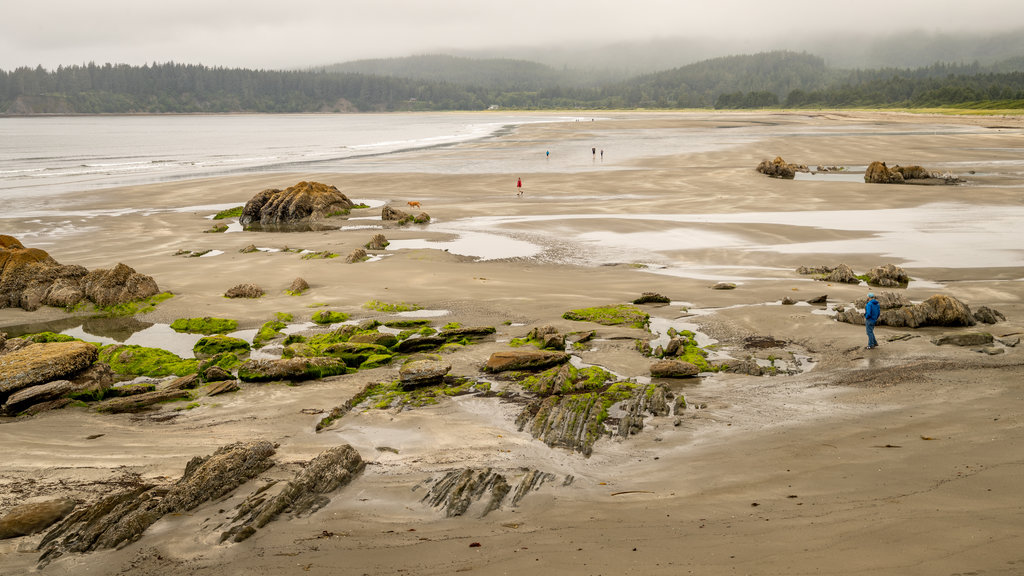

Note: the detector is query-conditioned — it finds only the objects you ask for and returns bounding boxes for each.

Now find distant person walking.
[864,292,880,349]
[592,147,596,157]
[600,149,604,160]
[516,177,523,197]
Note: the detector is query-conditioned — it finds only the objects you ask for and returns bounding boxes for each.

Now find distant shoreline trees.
[2,53,1023,114]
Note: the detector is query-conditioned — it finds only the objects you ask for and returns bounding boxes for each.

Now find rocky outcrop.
[365,233,389,250]
[516,393,604,455]
[757,156,805,179]
[420,468,561,518]
[0,341,98,405]
[83,263,161,307]
[836,294,977,328]
[1,236,159,312]
[399,358,452,389]
[239,181,354,230]
[3,380,86,415]
[237,357,347,382]
[483,349,570,373]
[224,283,264,298]
[796,264,859,284]
[38,441,277,566]
[867,263,909,287]
[394,335,447,354]
[222,445,364,542]
[865,161,905,184]
[0,499,77,540]
[438,326,497,342]
[525,325,565,350]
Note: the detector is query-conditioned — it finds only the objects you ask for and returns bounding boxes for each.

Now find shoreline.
[1,110,1023,575]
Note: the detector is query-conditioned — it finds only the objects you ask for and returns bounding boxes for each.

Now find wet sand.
[2,111,1024,575]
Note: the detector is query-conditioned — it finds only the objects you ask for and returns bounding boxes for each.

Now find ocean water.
[0,113,571,200]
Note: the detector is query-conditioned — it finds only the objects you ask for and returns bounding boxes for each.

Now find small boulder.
[348,332,399,348]
[237,357,347,383]
[973,306,1005,324]
[823,264,859,284]
[288,277,309,294]
[345,248,368,263]
[633,292,670,304]
[225,283,264,299]
[650,359,701,378]
[806,294,828,305]
[399,358,452,389]
[203,365,233,382]
[365,234,389,250]
[711,282,737,290]
[756,156,797,179]
[382,205,410,221]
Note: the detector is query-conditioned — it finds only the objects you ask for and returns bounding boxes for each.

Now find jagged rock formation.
[239,181,354,230]
[865,161,905,184]
[381,205,430,225]
[865,162,960,184]
[974,306,1006,324]
[288,277,309,294]
[420,467,561,518]
[1,236,160,311]
[221,445,364,542]
[345,248,368,263]
[37,441,277,566]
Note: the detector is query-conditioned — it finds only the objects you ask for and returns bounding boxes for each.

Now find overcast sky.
[4,0,1024,70]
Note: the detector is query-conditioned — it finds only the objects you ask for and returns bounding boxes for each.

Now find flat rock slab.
[483,350,570,373]
[0,341,98,402]
[0,499,77,540]
[932,332,994,347]
[650,359,700,378]
[399,359,452,389]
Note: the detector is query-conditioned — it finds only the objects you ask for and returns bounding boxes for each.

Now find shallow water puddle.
[386,231,542,261]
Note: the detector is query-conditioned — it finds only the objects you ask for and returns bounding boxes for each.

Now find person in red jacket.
[516,177,523,197]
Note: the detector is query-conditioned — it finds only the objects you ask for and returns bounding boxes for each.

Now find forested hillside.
[2,51,1024,114]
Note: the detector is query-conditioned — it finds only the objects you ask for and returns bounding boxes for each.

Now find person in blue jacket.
[864,292,880,349]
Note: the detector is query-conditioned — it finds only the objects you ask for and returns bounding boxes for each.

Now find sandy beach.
[1,110,1023,575]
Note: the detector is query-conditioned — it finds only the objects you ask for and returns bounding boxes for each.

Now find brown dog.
[407,201,421,209]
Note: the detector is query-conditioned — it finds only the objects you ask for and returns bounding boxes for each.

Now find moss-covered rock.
[170,317,238,335]
[253,320,287,348]
[193,335,251,358]
[312,310,349,325]
[97,344,198,378]
[237,357,347,383]
[562,304,649,329]
[321,342,390,367]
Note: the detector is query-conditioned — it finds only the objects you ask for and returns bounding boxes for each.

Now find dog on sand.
[407,201,421,209]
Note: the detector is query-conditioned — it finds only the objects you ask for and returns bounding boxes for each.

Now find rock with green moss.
[394,336,447,354]
[383,319,431,329]
[97,344,198,378]
[253,320,287,348]
[321,342,390,367]
[237,357,347,383]
[312,310,349,325]
[170,317,238,335]
[193,335,251,358]
[1,341,100,406]
[213,206,243,220]
[20,332,78,343]
[348,332,398,348]
[520,364,615,396]
[438,326,497,343]
[359,354,394,370]
[94,388,192,413]
[562,305,649,329]
[632,292,671,305]
[362,300,421,313]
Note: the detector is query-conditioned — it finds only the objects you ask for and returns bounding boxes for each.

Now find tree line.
[2,52,1023,114]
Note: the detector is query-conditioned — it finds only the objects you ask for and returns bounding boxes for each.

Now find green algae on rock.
[97,344,198,378]
[170,317,238,335]
[562,304,650,329]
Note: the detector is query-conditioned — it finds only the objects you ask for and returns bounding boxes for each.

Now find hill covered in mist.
[3,47,1024,114]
